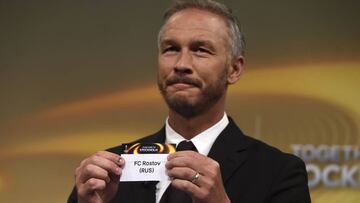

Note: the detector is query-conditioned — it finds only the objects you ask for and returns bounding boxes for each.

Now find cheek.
[195,61,225,82]
[158,57,174,77]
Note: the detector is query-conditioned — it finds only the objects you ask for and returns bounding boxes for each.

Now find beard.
[158,71,228,118]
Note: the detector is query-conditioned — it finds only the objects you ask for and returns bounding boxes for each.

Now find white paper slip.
[120,154,170,182]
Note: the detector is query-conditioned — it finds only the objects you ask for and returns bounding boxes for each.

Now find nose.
[174,50,193,74]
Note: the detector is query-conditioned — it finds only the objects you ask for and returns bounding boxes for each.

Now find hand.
[166,151,230,203]
[75,151,124,203]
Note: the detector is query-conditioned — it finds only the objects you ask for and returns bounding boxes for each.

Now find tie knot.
[176,140,197,152]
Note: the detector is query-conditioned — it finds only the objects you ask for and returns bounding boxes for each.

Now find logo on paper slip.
[122,143,176,154]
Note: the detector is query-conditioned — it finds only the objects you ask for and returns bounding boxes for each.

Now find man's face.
[158,8,231,118]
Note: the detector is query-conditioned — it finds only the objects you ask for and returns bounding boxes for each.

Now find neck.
[168,96,226,140]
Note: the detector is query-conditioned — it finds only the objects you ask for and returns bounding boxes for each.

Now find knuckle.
[212,160,220,169]
[89,154,99,163]
[182,181,192,190]
[80,159,87,166]
[84,164,95,174]
[198,189,209,199]
[103,169,109,177]
[95,151,103,156]
[208,170,216,178]
[87,178,98,190]
[77,186,86,196]
[208,179,215,187]
[214,161,220,168]
[187,170,194,179]
[75,166,81,177]
[203,190,210,198]
[207,161,220,177]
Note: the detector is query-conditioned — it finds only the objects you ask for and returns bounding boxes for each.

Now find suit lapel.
[208,118,250,183]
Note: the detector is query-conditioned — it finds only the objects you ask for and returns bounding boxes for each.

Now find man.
[68,0,311,203]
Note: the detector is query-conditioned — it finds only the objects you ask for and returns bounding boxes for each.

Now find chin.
[165,95,207,118]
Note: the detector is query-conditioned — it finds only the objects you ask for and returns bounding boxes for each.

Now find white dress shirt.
[155,113,229,203]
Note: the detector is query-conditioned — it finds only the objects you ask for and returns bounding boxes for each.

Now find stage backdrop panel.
[0,0,359,202]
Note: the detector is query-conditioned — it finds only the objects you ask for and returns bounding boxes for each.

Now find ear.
[227,56,244,84]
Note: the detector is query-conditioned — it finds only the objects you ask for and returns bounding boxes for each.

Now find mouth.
[170,82,195,90]
[165,77,202,89]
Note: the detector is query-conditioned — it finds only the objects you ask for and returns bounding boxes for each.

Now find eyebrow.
[160,39,216,51]
[190,40,216,51]
[160,39,178,47]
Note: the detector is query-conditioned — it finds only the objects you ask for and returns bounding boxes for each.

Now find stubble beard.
[158,71,228,118]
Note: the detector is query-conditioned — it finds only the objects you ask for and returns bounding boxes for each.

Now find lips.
[170,83,195,90]
[165,77,202,88]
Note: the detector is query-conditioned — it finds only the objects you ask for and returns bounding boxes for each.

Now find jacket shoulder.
[246,136,304,167]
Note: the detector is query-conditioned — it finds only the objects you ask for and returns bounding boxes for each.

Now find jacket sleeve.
[67,186,78,203]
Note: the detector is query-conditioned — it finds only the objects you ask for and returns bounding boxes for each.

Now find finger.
[167,151,199,160]
[94,151,123,166]
[171,178,202,198]
[166,154,203,171]
[167,167,198,183]
[167,153,219,175]
[82,178,107,193]
[168,167,209,189]
[78,164,111,184]
[82,153,123,176]
[172,178,216,201]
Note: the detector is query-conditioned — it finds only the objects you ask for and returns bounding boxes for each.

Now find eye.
[162,46,179,54]
[193,47,213,56]
[196,47,210,53]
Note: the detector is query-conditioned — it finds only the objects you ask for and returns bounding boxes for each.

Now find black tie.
[159,140,198,203]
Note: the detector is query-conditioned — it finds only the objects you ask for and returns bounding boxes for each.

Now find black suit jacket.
[68,118,311,203]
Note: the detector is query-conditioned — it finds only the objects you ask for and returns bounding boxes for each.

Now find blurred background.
[0,0,359,202]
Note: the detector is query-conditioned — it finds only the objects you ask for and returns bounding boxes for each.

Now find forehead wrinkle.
[160,38,178,45]
[164,20,228,39]
[161,27,227,48]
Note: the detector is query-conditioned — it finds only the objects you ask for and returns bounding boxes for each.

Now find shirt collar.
[165,113,229,156]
